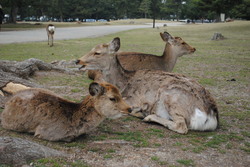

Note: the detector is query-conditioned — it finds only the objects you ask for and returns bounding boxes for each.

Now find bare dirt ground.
[1,69,249,167]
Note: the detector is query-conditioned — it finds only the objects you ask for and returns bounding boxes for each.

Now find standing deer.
[76,38,219,134]
[46,24,55,47]
[87,32,196,81]
[1,81,131,142]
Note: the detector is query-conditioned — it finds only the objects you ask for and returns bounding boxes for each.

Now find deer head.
[89,82,131,119]
[76,37,120,71]
[160,32,196,56]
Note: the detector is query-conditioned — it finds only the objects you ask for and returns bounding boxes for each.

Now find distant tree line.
[1,0,249,23]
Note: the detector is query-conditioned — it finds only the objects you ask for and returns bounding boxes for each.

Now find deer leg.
[129,107,146,119]
[47,35,49,45]
[144,114,188,134]
[51,35,53,47]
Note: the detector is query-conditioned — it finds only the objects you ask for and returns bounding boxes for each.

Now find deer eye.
[109,97,117,102]
[95,52,101,55]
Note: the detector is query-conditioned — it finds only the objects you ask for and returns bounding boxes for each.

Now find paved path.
[0,22,184,44]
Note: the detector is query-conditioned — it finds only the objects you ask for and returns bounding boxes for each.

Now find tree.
[139,0,151,18]
[150,0,161,28]
[228,0,250,20]
[196,0,244,21]
[1,0,249,23]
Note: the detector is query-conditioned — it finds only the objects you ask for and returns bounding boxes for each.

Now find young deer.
[87,32,195,81]
[1,82,131,142]
[76,38,219,134]
[46,24,55,47]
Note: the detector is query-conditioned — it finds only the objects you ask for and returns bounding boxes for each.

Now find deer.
[87,32,196,81]
[1,81,132,142]
[76,38,219,134]
[46,24,55,47]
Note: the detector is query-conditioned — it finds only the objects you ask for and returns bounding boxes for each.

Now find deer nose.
[128,108,133,113]
[192,48,196,52]
[75,60,80,64]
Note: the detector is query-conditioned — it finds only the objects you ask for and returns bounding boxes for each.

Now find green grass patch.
[241,131,250,138]
[112,131,145,142]
[71,88,82,93]
[103,154,113,159]
[90,134,109,141]
[204,134,243,148]
[107,149,116,153]
[198,78,216,86]
[88,147,101,152]
[240,142,250,153]
[170,131,246,153]
[122,116,141,122]
[64,142,86,149]
[32,157,90,167]
[176,159,195,166]
[173,142,183,146]
[151,156,160,161]
[151,156,168,165]
[0,164,10,167]
[146,128,165,138]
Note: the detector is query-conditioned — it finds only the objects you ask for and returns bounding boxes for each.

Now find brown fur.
[1,82,131,142]
[117,32,196,72]
[76,38,219,134]
[86,32,195,81]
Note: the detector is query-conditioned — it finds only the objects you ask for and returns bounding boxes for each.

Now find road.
[0,22,184,44]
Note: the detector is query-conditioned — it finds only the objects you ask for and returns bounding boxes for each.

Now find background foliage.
[1,0,249,23]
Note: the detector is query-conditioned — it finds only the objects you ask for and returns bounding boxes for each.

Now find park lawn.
[0,20,249,167]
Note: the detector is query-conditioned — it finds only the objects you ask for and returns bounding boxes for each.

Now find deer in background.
[1,81,131,142]
[46,24,55,47]
[117,32,196,72]
[87,32,196,81]
[76,38,219,134]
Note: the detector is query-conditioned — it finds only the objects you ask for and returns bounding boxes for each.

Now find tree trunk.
[0,137,68,166]
[153,17,155,28]
[10,6,18,23]
[211,33,225,40]
[0,58,75,108]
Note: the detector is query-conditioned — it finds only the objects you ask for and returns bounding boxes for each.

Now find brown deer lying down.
[46,24,55,47]
[117,32,196,72]
[87,32,195,81]
[76,38,219,134]
[1,82,131,142]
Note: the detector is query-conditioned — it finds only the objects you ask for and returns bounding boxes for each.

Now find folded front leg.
[143,114,188,134]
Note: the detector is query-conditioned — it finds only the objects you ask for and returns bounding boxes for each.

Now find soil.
[0,70,249,167]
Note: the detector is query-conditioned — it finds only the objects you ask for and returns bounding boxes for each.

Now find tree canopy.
[1,0,249,23]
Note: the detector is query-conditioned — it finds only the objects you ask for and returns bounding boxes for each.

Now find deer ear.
[89,82,105,96]
[160,32,174,43]
[109,37,120,52]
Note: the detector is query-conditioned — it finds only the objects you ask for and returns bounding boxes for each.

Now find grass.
[151,156,168,165]
[0,20,249,166]
[176,159,195,166]
[31,158,89,167]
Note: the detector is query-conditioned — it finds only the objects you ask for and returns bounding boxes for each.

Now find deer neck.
[75,96,104,134]
[103,55,134,92]
[162,44,179,72]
